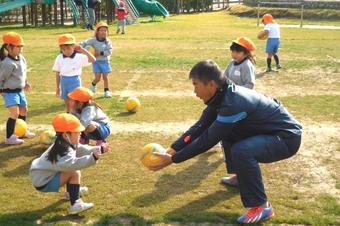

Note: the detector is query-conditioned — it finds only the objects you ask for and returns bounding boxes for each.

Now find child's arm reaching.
[74,45,96,63]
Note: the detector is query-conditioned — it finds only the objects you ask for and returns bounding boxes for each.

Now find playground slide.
[0,0,32,14]
[131,0,169,17]
[0,0,90,26]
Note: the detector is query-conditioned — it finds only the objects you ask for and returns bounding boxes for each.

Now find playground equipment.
[0,0,169,26]
[0,0,91,26]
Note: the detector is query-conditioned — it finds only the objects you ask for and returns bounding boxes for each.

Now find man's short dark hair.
[189,60,227,87]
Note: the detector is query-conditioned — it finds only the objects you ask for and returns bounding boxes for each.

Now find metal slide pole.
[300,4,304,28]
[257,2,260,27]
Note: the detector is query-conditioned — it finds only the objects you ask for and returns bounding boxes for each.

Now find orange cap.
[58,34,76,46]
[95,21,109,30]
[2,32,24,46]
[232,37,256,52]
[68,87,94,102]
[262,14,274,24]
[52,113,85,133]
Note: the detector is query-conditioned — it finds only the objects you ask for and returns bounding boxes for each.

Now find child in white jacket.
[30,113,110,214]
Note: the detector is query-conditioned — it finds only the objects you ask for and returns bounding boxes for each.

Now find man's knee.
[230,141,254,161]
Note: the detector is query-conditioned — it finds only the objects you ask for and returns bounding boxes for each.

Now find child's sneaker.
[220,175,239,187]
[64,186,89,200]
[276,64,282,69]
[96,140,106,146]
[266,67,272,72]
[23,130,35,139]
[89,84,96,93]
[68,198,94,215]
[5,134,24,145]
[104,90,111,98]
[237,202,274,224]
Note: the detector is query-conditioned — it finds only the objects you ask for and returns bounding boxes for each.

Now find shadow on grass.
[132,151,224,207]
[27,102,65,119]
[256,70,279,79]
[0,200,77,226]
[115,111,136,117]
[94,213,151,226]
[0,143,45,177]
[165,190,240,225]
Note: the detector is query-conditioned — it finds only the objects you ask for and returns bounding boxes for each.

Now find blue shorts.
[60,75,81,100]
[39,172,61,192]
[3,91,27,107]
[266,38,280,54]
[87,123,111,140]
[93,61,112,74]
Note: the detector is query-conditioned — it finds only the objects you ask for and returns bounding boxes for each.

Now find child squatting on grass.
[53,34,96,112]
[258,14,282,72]
[68,87,111,146]
[30,113,110,214]
[0,32,35,145]
[80,22,113,98]
[223,37,256,90]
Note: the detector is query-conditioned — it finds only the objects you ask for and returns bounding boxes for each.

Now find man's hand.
[148,152,173,171]
[166,148,176,155]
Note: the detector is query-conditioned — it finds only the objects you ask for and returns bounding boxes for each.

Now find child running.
[0,32,35,145]
[80,22,113,98]
[258,14,281,72]
[30,113,110,214]
[68,87,111,146]
[223,37,256,89]
[53,34,95,112]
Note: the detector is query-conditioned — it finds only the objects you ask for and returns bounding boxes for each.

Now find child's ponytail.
[248,51,256,65]
[46,132,71,163]
[0,44,7,61]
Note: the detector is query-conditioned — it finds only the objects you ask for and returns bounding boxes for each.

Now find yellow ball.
[259,33,268,40]
[39,130,57,145]
[14,119,27,137]
[86,45,96,55]
[140,143,166,169]
[125,97,141,113]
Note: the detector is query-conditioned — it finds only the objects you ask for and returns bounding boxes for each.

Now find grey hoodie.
[80,37,113,61]
[30,144,99,187]
[0,54,27,90]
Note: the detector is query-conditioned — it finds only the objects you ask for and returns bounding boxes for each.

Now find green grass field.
[0,11,339,226]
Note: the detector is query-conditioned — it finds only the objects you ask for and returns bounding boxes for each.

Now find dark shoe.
[220,175,239,187]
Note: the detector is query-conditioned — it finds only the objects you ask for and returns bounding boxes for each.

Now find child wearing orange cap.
[0,32,35,145]
[258,14,281,72]
[223,37,256,89]
[115,1,129,34]
[30,113,110,214]
[53,34,96,112]
[68,87,111,146]
[80,22,113,98]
